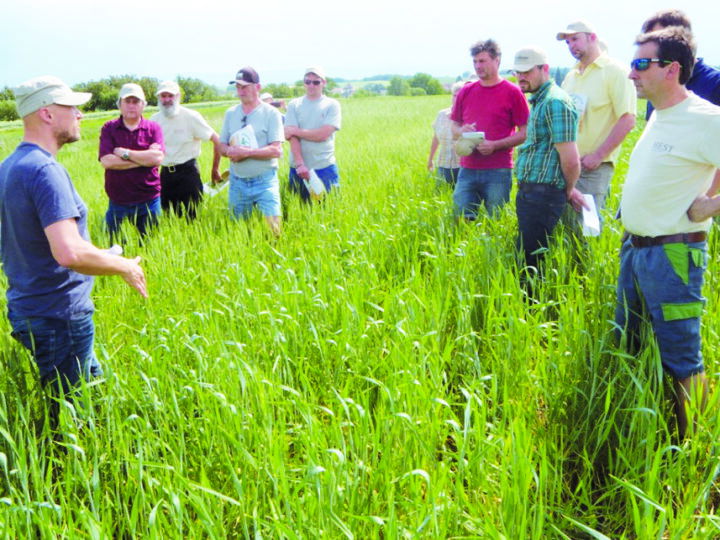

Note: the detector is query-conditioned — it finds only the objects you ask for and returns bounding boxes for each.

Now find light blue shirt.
[220,102,284,178]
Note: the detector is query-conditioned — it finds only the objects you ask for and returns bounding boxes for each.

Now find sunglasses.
[630,58,672,71]
[304,79,323,86]
[241,115,247,128]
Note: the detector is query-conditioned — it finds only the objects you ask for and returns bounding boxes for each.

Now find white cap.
[513,47,549,72]
[156,80,181,96]
[556,21,596,40]
[13,75,91,118]
[304,66,327,81]
[118,83,146,102]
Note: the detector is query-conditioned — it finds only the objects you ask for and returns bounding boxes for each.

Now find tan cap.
[13,75,91,118]
[513,47,549,72]
[119,83,146,102]
[156,80,181,96]
[556,21,596,40]
[304,66,327,81]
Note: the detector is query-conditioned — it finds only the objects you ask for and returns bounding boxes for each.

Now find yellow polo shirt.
[561,54,636,163]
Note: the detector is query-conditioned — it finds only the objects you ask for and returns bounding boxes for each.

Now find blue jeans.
[453,168,511,219]
[9,313,101,394]
[289,164,340,202]
[436,167,459,187]
[515,183,567,270]
[106,197,161,238]
[229,169,281,218]
[615,239,707,380]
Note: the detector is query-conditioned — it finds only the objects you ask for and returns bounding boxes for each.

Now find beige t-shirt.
[151,106,215,166]
[621,94,720,236]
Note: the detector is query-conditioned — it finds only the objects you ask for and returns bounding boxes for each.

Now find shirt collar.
[529,80,553,105]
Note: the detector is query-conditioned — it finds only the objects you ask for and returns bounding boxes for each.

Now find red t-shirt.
[451,79,529,169]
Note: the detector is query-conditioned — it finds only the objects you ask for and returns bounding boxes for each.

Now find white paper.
[581,194,601,237]
[203,180,229,197]
[229,125,258,148]
[303,169,327,201]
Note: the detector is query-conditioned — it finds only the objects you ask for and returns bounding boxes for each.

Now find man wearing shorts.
[219,67,284,236]
[617,27,720,438]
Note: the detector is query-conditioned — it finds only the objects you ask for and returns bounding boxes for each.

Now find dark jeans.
[436,167,459,187]
[516,183,567,270]
[106,197,161,240]
[161,159,203,220]
[9,313,101,395]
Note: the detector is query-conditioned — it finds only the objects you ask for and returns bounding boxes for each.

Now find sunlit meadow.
[0,95,719,538]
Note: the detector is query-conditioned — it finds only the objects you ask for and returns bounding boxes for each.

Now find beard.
[54,127,80,147]
[160,101,180,117]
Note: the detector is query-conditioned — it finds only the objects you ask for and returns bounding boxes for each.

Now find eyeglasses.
[241,115,247,128]
[630,58,672,71]
[304,79,323,86]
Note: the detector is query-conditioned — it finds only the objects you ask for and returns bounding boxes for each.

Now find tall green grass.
[0,96,718,537]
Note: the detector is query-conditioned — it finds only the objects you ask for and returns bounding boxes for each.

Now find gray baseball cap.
[13,75,91,118]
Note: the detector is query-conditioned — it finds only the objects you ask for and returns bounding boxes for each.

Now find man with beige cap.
[513,47,584,280]
[284,67,342,202]
[99,82,164,239]
[0,76,147,399]
[150,80,221,220]
[557,21,636,214]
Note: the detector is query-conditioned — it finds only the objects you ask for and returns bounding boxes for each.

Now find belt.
[628,231,707,248]
[518,182,563,192]
[164,158,196,174]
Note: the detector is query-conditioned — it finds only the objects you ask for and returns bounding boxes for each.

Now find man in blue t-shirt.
[641,9,720,119]
[0,76,147,397]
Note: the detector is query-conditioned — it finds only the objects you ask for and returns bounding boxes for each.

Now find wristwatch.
[121,150,130,161]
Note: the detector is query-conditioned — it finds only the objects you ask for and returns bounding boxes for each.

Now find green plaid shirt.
[516,81,578,188]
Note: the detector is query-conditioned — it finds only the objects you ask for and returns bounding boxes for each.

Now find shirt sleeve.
[548,98,578,144]
[31,162,81,228]
[511,86,530,127]
[267,108,285,144]
[324,100,341,130]
[609,65,637,117]
[190,110,215,140]
[284,100,299,128]
[149,121,165,152]
[220,110,231,144]
[98,121,115,159]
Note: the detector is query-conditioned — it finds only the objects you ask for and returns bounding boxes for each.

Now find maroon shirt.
[98,117,164,205]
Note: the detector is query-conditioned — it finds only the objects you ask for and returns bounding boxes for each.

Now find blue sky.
[2,0,716,90]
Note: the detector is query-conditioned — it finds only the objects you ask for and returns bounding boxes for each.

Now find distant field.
[0,96,719,537]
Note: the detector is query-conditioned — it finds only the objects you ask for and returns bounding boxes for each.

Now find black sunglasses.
[630,58,672,71]
[241,115,247,128]
[304,79,323,86]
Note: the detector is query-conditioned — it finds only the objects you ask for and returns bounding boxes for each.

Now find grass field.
[0,95,719,538]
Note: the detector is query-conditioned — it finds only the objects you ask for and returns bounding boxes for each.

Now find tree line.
[0,72,449,122]
[0,76,224,121]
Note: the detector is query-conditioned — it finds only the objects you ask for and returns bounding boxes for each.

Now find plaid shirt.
[516,81,578,188]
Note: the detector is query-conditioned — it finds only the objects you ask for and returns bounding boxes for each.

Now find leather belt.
[518,182,563,192]
[164,158,196,174]
[628,231,707,248]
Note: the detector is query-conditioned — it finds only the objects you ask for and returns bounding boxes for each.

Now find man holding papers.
[219,67,284,236]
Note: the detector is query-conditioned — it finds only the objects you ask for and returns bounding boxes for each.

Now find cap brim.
[556,32,576,40]
[55,91,92,107]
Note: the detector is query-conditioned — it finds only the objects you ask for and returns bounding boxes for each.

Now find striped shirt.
[432,108,460,169]
[516,81,578,188]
